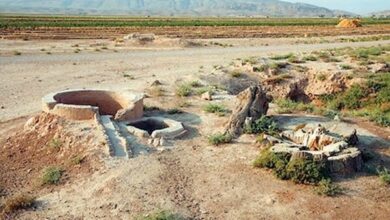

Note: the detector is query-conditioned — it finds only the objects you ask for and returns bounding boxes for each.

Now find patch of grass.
[342,84,367,109]
[242,57,258,65]
[316,73,327,81]
[303,55,318,61]
[288,56,305,64]
[286,158,328,184]
[270,53,294,60]
[353,47,383,59]
[275,99,314,114]
[49,138,62,149]
[208,133,233,146]
[254,149,328,184]
[194,86,214,96]
[189,80,202,87]
[70,155,84,165]
[175,84,192,97]
[203,103,227,116]
[2,194,35,215]
[136,210,184,220]
[340,64,353,70]
[315,179,343,196]
[41,166,62,185]
[229,70,242,78]
[253,65,268,72]
[263,74,292,84]
[244,115,279,136]
[378,168,390,185]
[123,73,135,79]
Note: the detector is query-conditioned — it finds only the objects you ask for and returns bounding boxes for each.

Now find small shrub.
[316,73,327,81]
[13,51,21,56]
[70,156,84,165]
[46,51,52,55]
[175,84,192,97]
[49,138,62,149]
[263,74,292,84]
[189,80,202,87]
[2,194,35,215]
[41,166,62,185]
[315,179,343,196]
[203,103,227,116]
[288,56,305,64]
[244,115,279,135]
[123,73,135,79]
[286,158,327,184]
[378,168,390,185]
[340,64,353,70]
[342,84,366,109]
[194,86,214,96]
[136,210,184,220]
[230,70,242,78]
[271,53,294,60]
[208,133,233,146]
[303,55,318,61]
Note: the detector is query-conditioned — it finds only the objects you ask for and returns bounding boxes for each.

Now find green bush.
[342,84,366,110]
[175,84,192,97]
[244,116,279,135]
[315,179,343,196]
[208,133,233,146]
[203,103,227,116]
[303,55,318,61]
[340,64,353,70]
[378,168,390,185]
[230,70,242,78]
[270,53,294,60]
[41,166,62,185]
[137,210,184,220]
[286,158,327,184]
[275,99,315,114]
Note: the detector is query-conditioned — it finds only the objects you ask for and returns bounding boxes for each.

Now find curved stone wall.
[42,89,144,121]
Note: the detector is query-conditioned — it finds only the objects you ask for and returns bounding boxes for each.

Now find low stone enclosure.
[225,85,363,174]
[42,89,186,158]
[267,124,362,174]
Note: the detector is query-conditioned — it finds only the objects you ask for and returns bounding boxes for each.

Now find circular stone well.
[42,89,144,121]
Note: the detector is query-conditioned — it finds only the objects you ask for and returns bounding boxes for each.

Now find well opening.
[129,119,169,135]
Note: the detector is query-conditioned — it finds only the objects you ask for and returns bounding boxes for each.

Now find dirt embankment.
[2,25,390,40]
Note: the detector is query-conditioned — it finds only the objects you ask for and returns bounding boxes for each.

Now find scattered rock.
[370,63,390,73]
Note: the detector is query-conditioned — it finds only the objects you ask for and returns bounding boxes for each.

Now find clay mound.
[336,19,362,28]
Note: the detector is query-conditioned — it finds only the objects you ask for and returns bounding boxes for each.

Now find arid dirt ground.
[1,33,390,219]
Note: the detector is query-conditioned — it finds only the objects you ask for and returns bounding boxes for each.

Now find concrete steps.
[100,115,129,158]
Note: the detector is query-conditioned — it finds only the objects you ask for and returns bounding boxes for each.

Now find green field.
[1,15,390,28]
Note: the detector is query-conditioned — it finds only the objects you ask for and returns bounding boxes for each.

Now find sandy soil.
[0,36,390,219]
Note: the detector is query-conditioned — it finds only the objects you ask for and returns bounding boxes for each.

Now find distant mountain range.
[0,0,355,17]
[369,10,390,17]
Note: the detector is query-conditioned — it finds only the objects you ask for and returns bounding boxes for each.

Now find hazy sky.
[285,0,389,14]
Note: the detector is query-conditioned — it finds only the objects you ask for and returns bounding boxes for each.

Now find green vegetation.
[70,155,84,165]
[208,133,233,146]
[49,138,62,149]
[2,194,35,215]
[315,179,343,196]
[270,53,294,60]
[303,55,318,61]
[167,108,183,114]
[4,16,390,29]
[13,51,21,56]
[203,103,227,116]
[254,148,328,184]
[41,166,62,185]
[175,84,192,97]
[275,99,314,114]
[378,168,390,185]
[316,73,327,81]
[229,70,242,78]
[244,116,279,136]
[340,64,353,70]
[136,210,184,220]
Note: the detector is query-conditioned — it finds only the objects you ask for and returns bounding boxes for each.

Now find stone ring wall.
[42,89,144,121]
